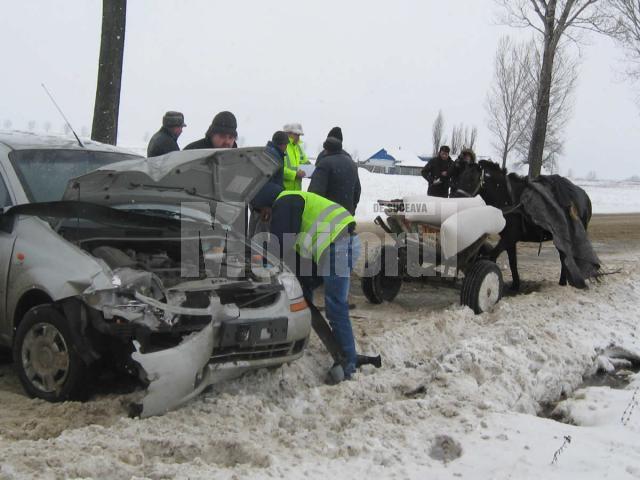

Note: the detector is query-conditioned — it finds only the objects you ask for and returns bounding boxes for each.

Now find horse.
[451,160,593,291]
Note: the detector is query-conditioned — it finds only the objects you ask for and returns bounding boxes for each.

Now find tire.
[361,244,403,304]
[460,260,503,314]
[13,304,88,401]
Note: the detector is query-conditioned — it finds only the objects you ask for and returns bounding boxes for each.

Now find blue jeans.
[301,234,361,376]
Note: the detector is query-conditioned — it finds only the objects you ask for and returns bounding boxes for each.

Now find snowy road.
[1,219,639,479]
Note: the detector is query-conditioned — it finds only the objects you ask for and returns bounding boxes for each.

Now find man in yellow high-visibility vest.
[267,190,361,382]
[282,123,310,191]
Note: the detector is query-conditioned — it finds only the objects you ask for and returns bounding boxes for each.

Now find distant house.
[360,147,427,176]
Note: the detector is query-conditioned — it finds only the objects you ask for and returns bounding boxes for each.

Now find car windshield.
[9,149,140,203]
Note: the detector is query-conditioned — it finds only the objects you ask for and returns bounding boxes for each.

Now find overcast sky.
[2,0,638,179]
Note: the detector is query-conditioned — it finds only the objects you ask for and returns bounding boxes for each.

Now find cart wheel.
[460,260,503,314]
[361,244,403,304]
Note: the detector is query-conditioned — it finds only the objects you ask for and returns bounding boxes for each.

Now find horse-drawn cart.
[361,195,507,314]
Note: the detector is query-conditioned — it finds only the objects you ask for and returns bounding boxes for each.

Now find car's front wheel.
[13,305,88,401]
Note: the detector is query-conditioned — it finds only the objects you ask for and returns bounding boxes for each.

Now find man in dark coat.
[248,131,287,237]
[421,145,454,197]
[308,127,362,227]
[147,111,186,157]
[184,111,238,150]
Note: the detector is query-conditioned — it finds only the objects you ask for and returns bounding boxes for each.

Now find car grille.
[210,342,297,363]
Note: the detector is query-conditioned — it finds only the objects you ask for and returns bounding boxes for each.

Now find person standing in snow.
[147,111,186,157]
[449,148,477,196]
[248,131,288,237]
[184,111,238,150]
[422,145,455,197]
[309,127,361,224]
[282,123,310,191]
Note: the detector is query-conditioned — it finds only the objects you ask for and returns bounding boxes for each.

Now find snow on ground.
[1,248,639,479]
[349,169,640,222]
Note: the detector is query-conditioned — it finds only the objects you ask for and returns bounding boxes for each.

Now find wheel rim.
[477,271,501,312]
[21,322,70,393]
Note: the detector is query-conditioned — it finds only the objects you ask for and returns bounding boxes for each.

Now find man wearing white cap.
[282,122,310,191]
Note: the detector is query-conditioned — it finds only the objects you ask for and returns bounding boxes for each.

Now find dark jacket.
[265,141,285,188]
[309,150,361,216]
[249,142,286,212]
[421,156,454,197]
[267,194,310,273]
[183,137,238,150]
[147,127,180,157]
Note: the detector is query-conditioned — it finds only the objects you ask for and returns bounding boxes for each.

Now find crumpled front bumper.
[130,312,310,418]
[130,321,215,418]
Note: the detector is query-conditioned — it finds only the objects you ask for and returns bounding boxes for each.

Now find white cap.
[283,123,304,135]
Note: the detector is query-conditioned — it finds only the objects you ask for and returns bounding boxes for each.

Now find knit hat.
[206,111,237,137]
[327,126,343,142]
[439,145,451,154]
[271,130,289,146]
[162,111,186,128]
[323,137,342,153]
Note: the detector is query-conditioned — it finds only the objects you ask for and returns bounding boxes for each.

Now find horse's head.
[452,163,484,198]
[452,160,509,206]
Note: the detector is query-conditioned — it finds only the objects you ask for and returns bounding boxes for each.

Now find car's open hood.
[61,147,279,207]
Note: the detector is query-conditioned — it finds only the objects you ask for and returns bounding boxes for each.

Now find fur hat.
[162,111,186,128]
[460,148,476,162]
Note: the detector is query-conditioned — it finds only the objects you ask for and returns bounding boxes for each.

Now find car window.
[9,149,140,203]
[0,175,12,208]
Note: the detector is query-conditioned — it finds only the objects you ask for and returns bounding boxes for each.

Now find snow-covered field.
[1,140,639,478]
[350,169,640,222]
[1,245,639,479]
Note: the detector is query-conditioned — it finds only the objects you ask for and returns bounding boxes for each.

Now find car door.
[0,170,17,344]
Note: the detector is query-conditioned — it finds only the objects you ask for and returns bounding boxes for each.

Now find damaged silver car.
[0,131,311,417]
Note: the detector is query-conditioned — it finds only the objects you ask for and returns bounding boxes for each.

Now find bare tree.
[43,121,52,132]
[3,119,12,130]
[450,124,462,154]
[27,120,36,131]
[432,110,445,155]
[496,0,608,177]
[461,125,479,149]
[486,36,534,168]
[92,0,127,145]
[515,42,578,172]
[468,126,478,149]
[605,0,640,88]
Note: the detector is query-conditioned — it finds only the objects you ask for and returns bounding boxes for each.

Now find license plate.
[219,317,288,347]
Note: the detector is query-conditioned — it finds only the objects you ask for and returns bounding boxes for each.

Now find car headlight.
[279,272,303,300]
